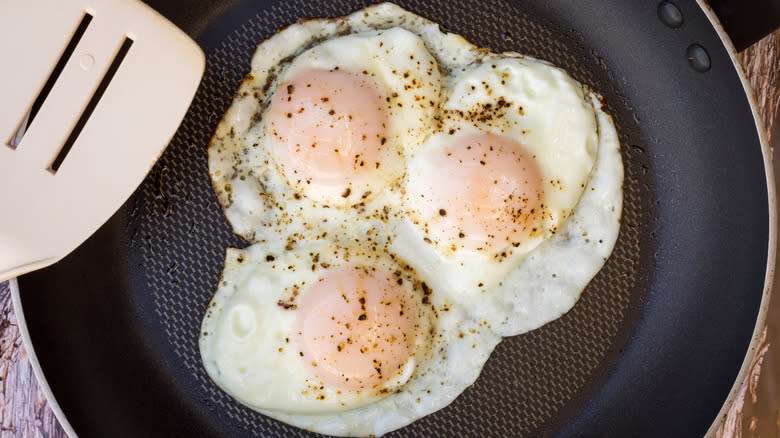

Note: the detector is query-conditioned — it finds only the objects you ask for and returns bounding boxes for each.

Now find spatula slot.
[8,12,93,149]
[49,36,134,173]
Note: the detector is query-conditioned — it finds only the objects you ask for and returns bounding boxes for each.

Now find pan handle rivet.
[686,44,711,72]
[658,1,684,28]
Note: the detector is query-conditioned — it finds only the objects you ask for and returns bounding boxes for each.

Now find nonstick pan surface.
[12,0,772,437]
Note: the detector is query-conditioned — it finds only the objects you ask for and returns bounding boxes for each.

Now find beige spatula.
[0,0,204,282]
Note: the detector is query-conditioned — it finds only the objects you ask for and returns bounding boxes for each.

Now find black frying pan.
[11,0,778,436]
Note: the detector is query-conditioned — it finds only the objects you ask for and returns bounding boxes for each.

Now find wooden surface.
[0,281,65,438]
[0,28,778,438]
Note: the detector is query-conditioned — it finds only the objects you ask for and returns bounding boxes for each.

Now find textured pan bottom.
[131,0,653,436]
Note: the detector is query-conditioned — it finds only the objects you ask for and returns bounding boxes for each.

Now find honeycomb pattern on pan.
[133,0,652,436]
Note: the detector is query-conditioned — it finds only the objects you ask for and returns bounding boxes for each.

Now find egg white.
[200,240,500,435]
[392,53,603,298]
[203,2,624,436]
[395,94,622,335]
[440,55,599,228]
[255,284,500,437]
[209,24,441,245]
[200,241,434,413]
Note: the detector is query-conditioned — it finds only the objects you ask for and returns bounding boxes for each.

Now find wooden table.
[0,28,778,438]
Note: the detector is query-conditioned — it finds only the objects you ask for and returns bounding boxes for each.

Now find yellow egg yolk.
[408,132,544,253]
[265,69,389,196]
[295,267,417,391]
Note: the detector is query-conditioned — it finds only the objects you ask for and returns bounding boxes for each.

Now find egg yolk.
[410,133,543,252]
[295,267,417,390]
[265,69,389,193]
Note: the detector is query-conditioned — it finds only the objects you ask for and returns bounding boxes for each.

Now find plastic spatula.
[0,0,205,282]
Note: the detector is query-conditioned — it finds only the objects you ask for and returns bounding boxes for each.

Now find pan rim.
[9,276,78,438]
[9,1,777,436]
[696,0,778,435]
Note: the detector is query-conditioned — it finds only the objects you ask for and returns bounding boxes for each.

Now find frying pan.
[8,0,778,436]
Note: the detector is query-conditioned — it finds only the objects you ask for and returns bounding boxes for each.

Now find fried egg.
[394,93,622,336]
[392,54,604,300]
[209,24,441,245]
[203,2,624,436]
[200,240,500,435]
